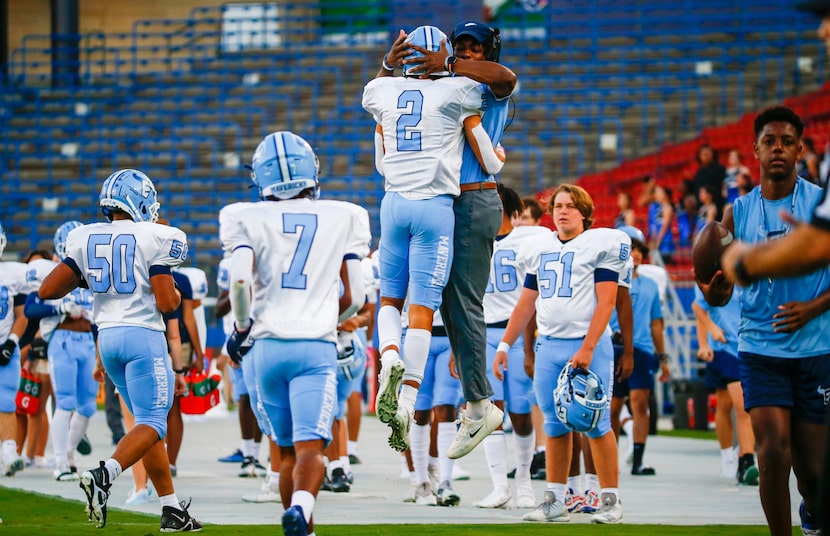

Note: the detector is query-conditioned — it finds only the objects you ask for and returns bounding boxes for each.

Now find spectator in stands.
[724,149,751,206]
[613,191,636,229]
[693,144,726,214]
[676,192,702,249]
[698,184,719,225]
[708,106,830,536]
[647,184,676,264]
[798,136,821,184]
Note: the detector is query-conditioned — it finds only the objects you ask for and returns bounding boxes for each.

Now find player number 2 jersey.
[219,198,370,343]
[64,220,187,331]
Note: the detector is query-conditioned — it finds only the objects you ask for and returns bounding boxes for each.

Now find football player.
[387,19,518,462]
[483,184,551,510]
[220,131,367,536]
[24,221,96,482]
[363,25,506,456]
[495,184,628,524]
[39,169,200,531]
[707,106,830,536]
[0,223,30,478]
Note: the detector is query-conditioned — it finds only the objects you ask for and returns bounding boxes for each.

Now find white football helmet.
[554,363,607,433]
[251,131,319,200]
[99,169,160,223]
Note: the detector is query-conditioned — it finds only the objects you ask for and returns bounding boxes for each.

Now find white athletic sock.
[252,441,262,460]
[51,408,72,465]
[347,440,359,457]
[437,421,456,483]
[600,487,620,501]
[567,474,583,492]
[622,417,633,439]
[377,305,403,355]
[399,385,418,415]
[267,469,280,489]
[159,493,180,509]
[467,399,490,420]
[68,413,90,452]
[401,328,430,385]
[482,431,508,492]
[242,439,255,458]
[292,490,315,523]
[513,430,535,481]
[585,473,599,493]
[551,483,567,503]
[2,439,17,462]
[410,422,430,484]
[340,455,351,475]
[104,458,122,481]
[720,447,736,462]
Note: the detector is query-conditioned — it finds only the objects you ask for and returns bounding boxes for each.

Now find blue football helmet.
[54,221,83,261]
[0,222,6,257]
[404,25,453,77]
[554,363,607,433]
[99,169,160,223]
[616,224,648,254]
[251,131,319,200]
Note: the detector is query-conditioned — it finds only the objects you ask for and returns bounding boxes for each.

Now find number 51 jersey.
[219,198,370,343]
[64,220,187,331]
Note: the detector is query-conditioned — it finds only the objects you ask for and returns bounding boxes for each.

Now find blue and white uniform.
[0,262,28,414]
[522,228,630,439]
[63,220,187,438]
[362,75,484,309]
[220,198,368,446]
[484,225,551,413]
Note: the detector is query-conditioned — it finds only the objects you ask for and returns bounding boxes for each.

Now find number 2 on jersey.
[87,234,137,294]
[396,90,424,152]
[538,251,574,298]
[282,213,318,290]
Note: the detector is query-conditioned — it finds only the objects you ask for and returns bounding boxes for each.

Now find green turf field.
[0,487,795,535]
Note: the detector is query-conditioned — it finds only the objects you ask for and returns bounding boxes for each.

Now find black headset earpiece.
[489,27,501,63]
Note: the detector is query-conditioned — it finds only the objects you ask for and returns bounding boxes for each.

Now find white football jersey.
[64,220,187,331]
[0,261,29,340]
[26,257,63,340]
[593,227,634,290]
[523,227,631,339]
[216,257,234,336]
[484,225,553,324]
[361,255,380,305]
[176,266,208,301]
[219,198,370,343]
[362,76,484,199]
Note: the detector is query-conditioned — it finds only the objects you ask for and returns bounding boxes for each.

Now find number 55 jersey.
[63,220,187,330]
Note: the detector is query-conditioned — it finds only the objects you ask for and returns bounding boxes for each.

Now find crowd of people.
[2,3,830,535]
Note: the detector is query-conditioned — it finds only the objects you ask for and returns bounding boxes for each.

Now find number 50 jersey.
[219,198,370,343]
[64,220,187,331]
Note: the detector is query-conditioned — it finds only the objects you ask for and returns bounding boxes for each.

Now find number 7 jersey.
[64,220,187,331]
[219,198,370,343]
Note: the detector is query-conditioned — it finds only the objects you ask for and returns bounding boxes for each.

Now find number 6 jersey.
[64,220,187,331]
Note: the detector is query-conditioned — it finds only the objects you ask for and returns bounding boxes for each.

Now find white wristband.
[8,333,19,345]
[497,341,510,354]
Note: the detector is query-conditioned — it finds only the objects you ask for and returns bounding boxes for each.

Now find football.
[692,221,734,284]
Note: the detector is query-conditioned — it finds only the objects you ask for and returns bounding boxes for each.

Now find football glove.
[30,337,48,361]
[0,338,17,366]
[226,320,254,364]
